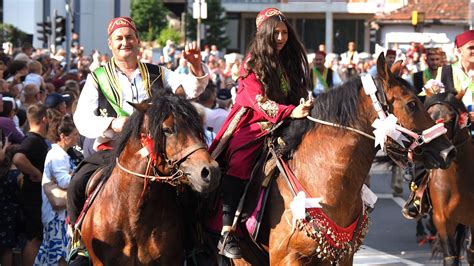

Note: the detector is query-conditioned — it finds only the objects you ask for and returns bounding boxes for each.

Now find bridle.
[116,134,207,186]
[307,75,448,173]
[424,100,471,148]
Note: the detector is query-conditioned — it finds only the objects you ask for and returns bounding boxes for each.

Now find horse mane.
[103,90,205,178]
[424,91,468,113]
[277,76,364,158]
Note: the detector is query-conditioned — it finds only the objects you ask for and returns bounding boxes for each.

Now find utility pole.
[65,0,72,72]
[193,0,207,46]
[52,9,58,54]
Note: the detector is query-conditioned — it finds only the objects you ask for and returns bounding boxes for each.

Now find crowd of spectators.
[0,38,236,265]
[310,41,458,86]
[0,35,467,265]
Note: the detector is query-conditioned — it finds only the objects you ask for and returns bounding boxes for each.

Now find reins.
[115,136,207,208]
[306,115,375,140]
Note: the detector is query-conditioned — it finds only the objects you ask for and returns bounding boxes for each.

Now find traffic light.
[55,15,66,45]
[411,11,425,32]
[36,21,51,42]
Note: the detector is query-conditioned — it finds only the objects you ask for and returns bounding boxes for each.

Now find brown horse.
[80,92,221,265]
[424,90,474,266]
[231,54,456,265]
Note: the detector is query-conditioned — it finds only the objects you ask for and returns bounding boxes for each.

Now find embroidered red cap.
[107,16,137,36]
[386,49,396,56]
[455,30,474,48]
[315,51,326,57]
[255,8,285,30]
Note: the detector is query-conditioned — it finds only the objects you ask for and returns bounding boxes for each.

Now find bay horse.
[232,54,456,265]
[424,90,474,266]
[80,92,221,265]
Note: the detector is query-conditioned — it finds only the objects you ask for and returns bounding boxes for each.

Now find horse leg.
[338,254,354,266]
[434,222,460,265]
[416,219,427,244]
[270,249,302,266]
[432,210,460,265]
[467,227,474,266]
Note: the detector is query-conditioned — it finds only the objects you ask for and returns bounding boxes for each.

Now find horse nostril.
[201,167,210,181]
[441,145,456,162]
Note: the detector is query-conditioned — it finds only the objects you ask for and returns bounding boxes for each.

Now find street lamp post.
[193,0,207,46]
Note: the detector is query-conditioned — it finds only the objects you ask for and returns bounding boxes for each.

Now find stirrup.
[217,231,243,259]
[67,228,90,265]
[402,186,422,220]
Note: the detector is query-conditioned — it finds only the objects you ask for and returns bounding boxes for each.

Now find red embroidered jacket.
[208,66,295,179]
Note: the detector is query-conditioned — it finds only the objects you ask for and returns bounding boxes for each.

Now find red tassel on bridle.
[137,135,158,208]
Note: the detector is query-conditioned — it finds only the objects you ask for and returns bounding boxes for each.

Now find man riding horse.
[67,16,209,264]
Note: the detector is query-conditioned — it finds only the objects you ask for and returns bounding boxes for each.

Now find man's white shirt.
[74,63,209,149]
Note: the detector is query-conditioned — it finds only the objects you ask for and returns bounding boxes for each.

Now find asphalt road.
[353,163,444,266]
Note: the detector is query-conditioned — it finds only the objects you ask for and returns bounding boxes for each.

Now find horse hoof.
[467,248,474,265]
[443,256,459,266]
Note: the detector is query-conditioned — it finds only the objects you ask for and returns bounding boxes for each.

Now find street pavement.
[353,162,444,266]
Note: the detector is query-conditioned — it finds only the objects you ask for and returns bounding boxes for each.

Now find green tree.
[0,23,29,47]
[186,0,229,49]
[204,0,229,49]
[157,27,182,47]
[131,0,169,42]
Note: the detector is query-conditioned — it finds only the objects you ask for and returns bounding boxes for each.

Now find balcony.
[222,0,405,14]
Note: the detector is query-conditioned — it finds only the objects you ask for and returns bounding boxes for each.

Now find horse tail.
[431,224,468,259]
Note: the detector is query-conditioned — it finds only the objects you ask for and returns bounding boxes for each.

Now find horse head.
[126,92,221,193]
[374,53,455,169]
[424,89,471,143]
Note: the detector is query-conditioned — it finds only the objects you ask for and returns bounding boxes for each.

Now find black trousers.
[67,149,112,225]
[222,175,247,228]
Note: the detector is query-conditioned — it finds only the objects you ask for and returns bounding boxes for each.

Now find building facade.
[220,0,407,54]
[375,0,471,52]
[3,0,130,54]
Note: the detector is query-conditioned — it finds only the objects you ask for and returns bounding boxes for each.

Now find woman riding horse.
[209,8,313,259]
[222,54,456,265]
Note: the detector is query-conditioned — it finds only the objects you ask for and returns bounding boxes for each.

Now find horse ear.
[390,60,403,77]
[425,88,433,97]
[128,101,150,113]
[175,85,187,98]
[455,88,467,101]
[376,53,391,83]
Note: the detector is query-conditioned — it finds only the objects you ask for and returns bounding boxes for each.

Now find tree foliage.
[131,0,169,42]
[157,27,182,47]
[0,24,29,47]
[186,0,229,50]
[204,0,229,49]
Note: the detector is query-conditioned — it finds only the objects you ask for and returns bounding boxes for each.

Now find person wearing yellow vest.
[68,17,209,264]
[74,16,209,151]
[413,48,442,98]
[437,30,474,122]
[311,51,341,95]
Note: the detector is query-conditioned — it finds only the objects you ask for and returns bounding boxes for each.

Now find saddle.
[240,137,280,240]
[85,168,105,198]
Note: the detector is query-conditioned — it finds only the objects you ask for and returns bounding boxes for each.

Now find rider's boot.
[217,175,246,259]
[218,231,242,259]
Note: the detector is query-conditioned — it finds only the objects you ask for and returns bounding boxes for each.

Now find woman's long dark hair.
[244,15,312,105]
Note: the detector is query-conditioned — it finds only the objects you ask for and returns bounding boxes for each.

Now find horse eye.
[163,127,175,136]
[406,101,417,110]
